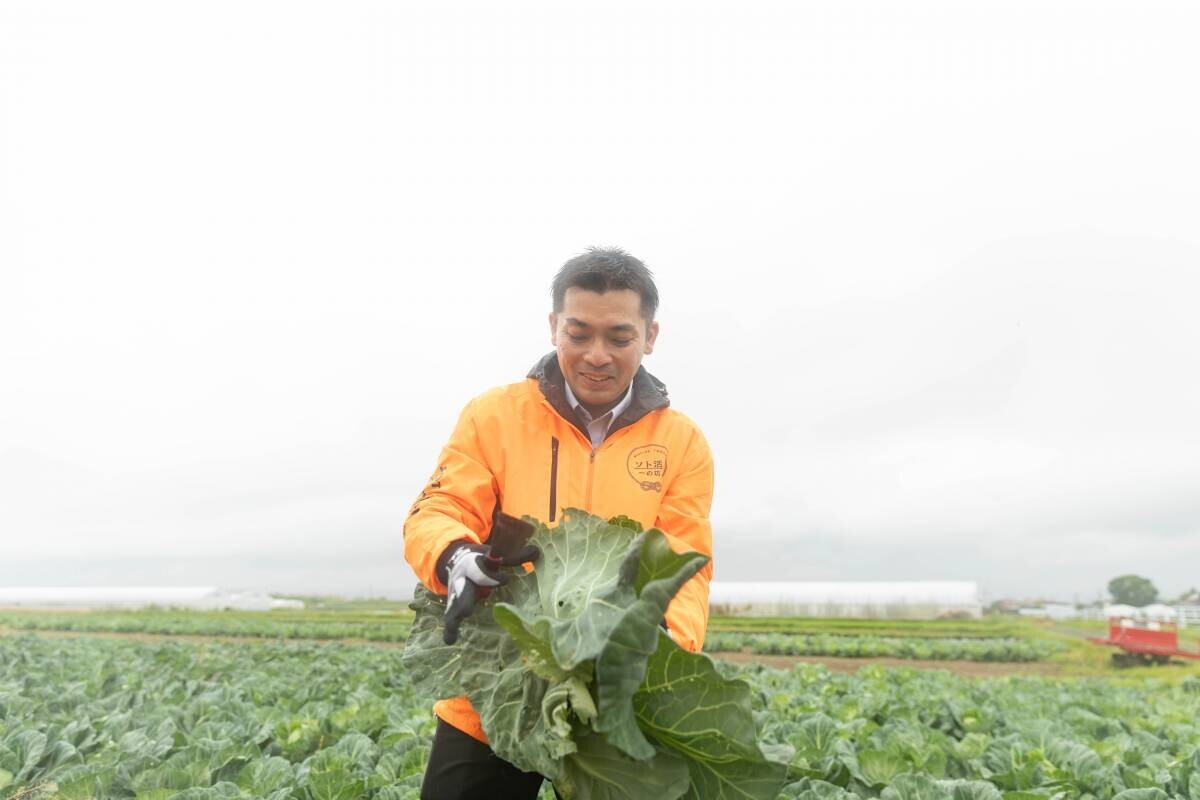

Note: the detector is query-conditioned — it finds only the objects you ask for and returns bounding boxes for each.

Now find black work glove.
[436,526,540,645]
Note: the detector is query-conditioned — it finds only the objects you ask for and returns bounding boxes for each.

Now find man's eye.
[568,334,587,343]
[612,339,632,347]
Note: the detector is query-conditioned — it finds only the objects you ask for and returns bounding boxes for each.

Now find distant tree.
[1170,587,1199,605]
[1107,574,1158,607]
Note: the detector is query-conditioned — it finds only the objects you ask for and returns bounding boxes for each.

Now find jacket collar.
[527,351,670,443]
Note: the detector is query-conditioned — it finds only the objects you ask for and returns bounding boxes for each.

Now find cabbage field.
[0,616,1065,664]
[0,612,411,643]
[703,633,1065,662]
[3,634,1200,800]
[1,514,1196,799]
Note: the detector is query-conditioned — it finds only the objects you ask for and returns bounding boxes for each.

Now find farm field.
[3,633,1200,799]
[705,616,1035,640]
[0,610,414,644]
[4,607,1197,681]
[0,610,1069,665]
[703,632,1066,663]
[0,605,1038,640]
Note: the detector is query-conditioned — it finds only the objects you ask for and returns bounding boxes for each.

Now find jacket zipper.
[548,436,559,522]
[584,427,630,512]
[543,400,633,516]
[585,447,595,512]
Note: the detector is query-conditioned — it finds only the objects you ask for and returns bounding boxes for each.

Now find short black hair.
[551,247,659,324]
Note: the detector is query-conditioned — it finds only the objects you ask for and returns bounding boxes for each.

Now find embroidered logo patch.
[627,445,667,492]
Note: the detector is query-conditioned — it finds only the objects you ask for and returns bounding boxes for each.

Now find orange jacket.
[404,351,714,743]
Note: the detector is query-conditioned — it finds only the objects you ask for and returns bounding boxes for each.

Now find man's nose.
[584,340,612,366]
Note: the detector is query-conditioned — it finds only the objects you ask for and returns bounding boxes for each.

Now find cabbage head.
[401,508,789,800]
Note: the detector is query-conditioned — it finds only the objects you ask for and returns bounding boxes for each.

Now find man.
[404,247,714,800]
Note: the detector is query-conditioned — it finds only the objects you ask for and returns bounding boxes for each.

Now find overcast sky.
[3,0,1198,603]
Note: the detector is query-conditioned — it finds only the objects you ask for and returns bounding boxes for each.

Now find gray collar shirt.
[562,377,635,449]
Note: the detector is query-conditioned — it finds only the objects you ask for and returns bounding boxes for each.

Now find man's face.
[548,287,660,419]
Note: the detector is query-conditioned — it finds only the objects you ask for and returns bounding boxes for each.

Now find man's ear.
[548,312,558,347]
[644,320,660,355]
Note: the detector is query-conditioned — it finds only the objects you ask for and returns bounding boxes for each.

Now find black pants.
[420,718,560,800]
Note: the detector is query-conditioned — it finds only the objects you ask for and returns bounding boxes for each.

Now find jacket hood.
[527,350,670,442]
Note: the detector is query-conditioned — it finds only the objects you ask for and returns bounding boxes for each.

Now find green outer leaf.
[780,778,857,799]
[12,730,47,781]
[235,756,294,794]
[557,731,690,800]
[402,570,567,780]
[857,750,907,787]
[880,773,953,800]
[1045,739,1101,786]
[331,732,379,771]
[547,593,634,672]
[496,515,647,675]
[634,527,706,595]
[493,605,574,682]
[633,632,788,800]
[167,783,246,800]
[943,780,1003,800]
[135,790,175,800]
[537,510,637,620]
[475,658,571,775]
[593,532,709,760]
[608,515,644,532]
[400,554,541,696]
[790,714,840,762]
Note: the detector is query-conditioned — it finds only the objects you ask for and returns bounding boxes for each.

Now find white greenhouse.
[708,581,982,619]
[0,587,303,611]
[1139,604,1178,621]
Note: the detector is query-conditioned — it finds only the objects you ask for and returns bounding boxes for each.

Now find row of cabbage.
[3,634,1198,799]
[0,635,434,800]
[743,661,1200,798]
[0,613,1038,654]
[703,632,1065,662]
[708,618,1033,640]
[0,613,411,643]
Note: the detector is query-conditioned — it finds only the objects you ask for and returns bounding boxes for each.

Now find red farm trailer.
[1088,618,1200,666]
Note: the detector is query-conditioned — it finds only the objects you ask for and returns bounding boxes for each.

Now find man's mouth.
[581,373,612,387]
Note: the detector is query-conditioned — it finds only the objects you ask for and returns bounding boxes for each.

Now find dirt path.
[709,649,1067,677]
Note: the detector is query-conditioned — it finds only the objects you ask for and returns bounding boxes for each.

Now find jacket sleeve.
[404,398,499,595]
[655,424,714,653]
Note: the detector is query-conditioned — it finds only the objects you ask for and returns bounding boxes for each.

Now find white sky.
[2,0,1198,603]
